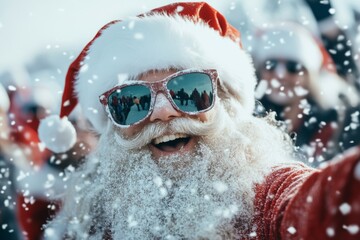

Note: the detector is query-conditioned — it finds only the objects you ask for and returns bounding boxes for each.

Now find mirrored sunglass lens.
[286,61,303,74]
[167,72,214,112]
[107,85,151,125]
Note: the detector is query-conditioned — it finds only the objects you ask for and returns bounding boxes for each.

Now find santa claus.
[38,2,360,239]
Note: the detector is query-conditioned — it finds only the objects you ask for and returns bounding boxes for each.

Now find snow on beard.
[46,102,294,240]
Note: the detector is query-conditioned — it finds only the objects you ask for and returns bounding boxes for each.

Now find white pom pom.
[38,115,77,153]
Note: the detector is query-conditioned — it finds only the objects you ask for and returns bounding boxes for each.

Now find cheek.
[198,113,207,122]
[120,125,142,138]
[196,111,212,123]
[260,71,273,80]
[296,76,309,87]
[283,76,306,90]
[118,119,151,138]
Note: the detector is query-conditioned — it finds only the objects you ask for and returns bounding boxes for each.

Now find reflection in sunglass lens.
[167,72,214,112]
[107,85,151,125]
[286,61,303,74]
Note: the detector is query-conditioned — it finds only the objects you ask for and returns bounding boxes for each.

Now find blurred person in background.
[303,0,360,156]
[0,83,23,239]
[253,22,360,165]
[242,0,360,82]
[4,61,98,239]
[240,0,360,91]
[7,77,65,240]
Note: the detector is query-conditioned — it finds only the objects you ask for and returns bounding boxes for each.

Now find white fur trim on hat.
[75,14,257,133]
[38,115,77,153]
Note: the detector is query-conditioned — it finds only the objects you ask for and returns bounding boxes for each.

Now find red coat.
[10,126,56,240]
[252,146,360,239]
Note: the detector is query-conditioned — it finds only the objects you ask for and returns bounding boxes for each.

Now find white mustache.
[114,117,220,151]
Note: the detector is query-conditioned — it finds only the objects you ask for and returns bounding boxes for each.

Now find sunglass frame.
[99,68,219,128]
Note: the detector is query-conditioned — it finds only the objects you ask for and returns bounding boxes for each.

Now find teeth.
[153,133,189,145]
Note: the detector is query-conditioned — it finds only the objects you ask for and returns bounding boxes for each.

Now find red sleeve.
[253,147,360,240]
[281,147,360,239]
[253,163,315,239]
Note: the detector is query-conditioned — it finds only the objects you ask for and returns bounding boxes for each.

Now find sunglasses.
[263,59,305,74]
[99,69,218,127]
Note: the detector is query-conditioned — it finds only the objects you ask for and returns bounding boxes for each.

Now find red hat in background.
[254,22,335,73]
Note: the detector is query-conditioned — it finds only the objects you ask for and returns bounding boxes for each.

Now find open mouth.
[151,133,191,152]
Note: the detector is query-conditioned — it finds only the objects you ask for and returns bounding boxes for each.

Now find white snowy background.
[1,0,359,87]
[0,0,359,114]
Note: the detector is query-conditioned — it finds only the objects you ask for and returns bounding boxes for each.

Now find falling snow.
[343,224,360,235]
[287,226,297,235]
[326,227,335,237]
[339,203,351,215]
[0,0,360,239]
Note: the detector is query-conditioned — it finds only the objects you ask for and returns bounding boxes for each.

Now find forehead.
[137,69,179,83]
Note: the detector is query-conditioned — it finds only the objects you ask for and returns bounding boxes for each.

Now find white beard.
[45,104,294,240]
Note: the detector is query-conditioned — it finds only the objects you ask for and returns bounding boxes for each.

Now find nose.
[274,63,286,79]
[149,93,182,122]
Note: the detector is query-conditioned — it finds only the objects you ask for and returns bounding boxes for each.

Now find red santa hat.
[38,2,257,153]
[254,22,334,73]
